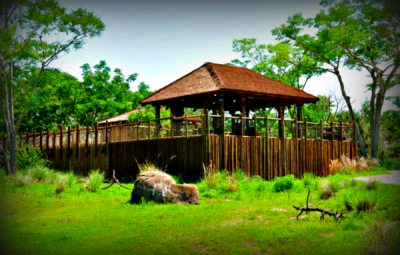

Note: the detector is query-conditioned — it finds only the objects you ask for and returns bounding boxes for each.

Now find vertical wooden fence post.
[137,121,140,141]
[40,131,43,151]
[46,131,50,153]
[304,117,308,172]
[60,126,63,159]
[171,116,174,138]
[320,119,324,176]
[148,119,151,140]
[95,122,98,157]
[253,114,257,175]
[295,118,298,177]
[185,113,189,138]
[85,126,90,155]
[331,121,334,161]
[119,121,122,143]
[105,121,109,145]
[53,130,56,156]
[221,111,225,170]
[67,127,71,157]
[26,131,29,145]
[76,124,80,158]
[33,130,36,147]
[207,110,211,167]
[340,121,343,157]
[265,115,269,180]
[282,118,286,176]
[240,112,245,171]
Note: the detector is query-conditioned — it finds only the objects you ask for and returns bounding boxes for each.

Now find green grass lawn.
[0,168,399,255]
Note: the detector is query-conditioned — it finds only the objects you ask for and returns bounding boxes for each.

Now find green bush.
[272,174,295,192]
[86,169,105,192]
[382,158,400,170]
[16,144,49,170]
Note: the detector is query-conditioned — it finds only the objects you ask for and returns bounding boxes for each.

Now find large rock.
[130,170,199,204]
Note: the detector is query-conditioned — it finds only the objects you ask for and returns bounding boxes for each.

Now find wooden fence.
[5,112,358,180]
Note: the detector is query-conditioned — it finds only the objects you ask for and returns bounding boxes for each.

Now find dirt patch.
[286,215,307,220]
[222,219,244,227]
[243,242,255,247]
[324,233,334,238]
[58,219,77,224]
[271,208,287,212]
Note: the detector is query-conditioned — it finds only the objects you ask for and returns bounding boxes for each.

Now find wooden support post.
[185,113,189,138]
[171,116,174,138]
[206,110,211,166]
[331,121,334,161]
[40,131,43,151]
[278,101,284,138]
[353,122,358,159]
[265,115,269,180]
[156,105,161,138]
[46,131,50,153]
[241,111,245,171]
[26,131,29,145]
[33,130,36,147]
[295,118,298,177]
[60,126,63,158]
[320,119,324,176]
[297,104,303,138]
[253,114,257,137]
[253,114,257,175]
[282,118,286,175]
[304,117,308,172]
[85,126,90,155]
[95,122,98,157]
[76,124,80,158]
[67,127,71,157]
[340,121,343,157]
[221,110,225,170]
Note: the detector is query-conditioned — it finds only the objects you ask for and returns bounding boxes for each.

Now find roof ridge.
[139,62,217,104]
[204,62,225,89]
[98,108,142,122]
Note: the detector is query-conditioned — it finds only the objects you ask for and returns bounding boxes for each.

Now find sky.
[50,0,400,112]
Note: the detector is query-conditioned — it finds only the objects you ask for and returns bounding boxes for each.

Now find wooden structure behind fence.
[6,113,358,180]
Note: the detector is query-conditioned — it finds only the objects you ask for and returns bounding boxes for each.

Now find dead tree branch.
[292,190,345,222]
[102,170,132,190]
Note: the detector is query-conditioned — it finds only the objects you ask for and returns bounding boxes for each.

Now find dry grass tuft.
[329,156,378,175]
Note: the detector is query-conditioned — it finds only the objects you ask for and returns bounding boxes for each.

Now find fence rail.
[2,113,358,180]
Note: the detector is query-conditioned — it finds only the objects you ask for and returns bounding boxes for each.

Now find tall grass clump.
[67,171,76,188]
[341,188,378,213]
[16,144,49,169]
[365,180,379,191]
[15,171,31,187]
[201,162,218,188]
[272,174,294,192]
[382,158,400,170]
[85,169,105,192]
[29,165,51,182]
[319,180,338,199]
[232,169,245,182]
[329,156,379,175]
[361,221,400,255]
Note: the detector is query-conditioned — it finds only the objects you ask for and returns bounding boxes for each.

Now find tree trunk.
[335,69,368,157]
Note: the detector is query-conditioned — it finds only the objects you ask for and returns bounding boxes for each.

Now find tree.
[77,61,139,127]
[0,0,105,174]
[272,0,399,158]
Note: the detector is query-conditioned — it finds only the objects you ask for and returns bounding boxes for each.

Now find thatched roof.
[98,108,142,125]
[140,62,318,105]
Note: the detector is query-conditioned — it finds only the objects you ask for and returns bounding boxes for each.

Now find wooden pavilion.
[140,62,319,137]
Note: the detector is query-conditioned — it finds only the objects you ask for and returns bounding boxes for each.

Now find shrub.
[85,169,105,192]
[16,143,49,170]
[382,158,400,170]
[272,174,294,193]
[232,169,245,182]
[227,176,239,192]
[67,171,76,188]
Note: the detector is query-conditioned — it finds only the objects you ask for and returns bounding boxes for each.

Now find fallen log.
[292,190,345,222]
